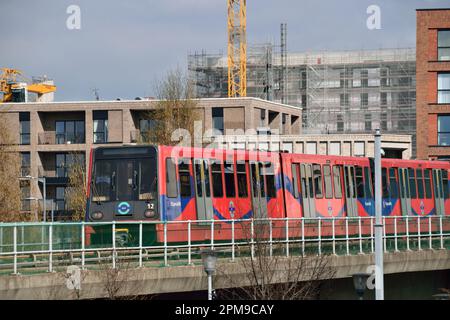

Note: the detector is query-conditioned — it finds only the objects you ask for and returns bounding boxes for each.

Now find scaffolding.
[187,47,417,156]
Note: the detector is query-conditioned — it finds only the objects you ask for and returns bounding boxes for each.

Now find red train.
[85,145,450,245]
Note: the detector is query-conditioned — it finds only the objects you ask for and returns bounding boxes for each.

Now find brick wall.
[416,9,450,159]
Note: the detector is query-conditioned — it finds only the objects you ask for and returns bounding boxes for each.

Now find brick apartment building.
[416,8,450,159]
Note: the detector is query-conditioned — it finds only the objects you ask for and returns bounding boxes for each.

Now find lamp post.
[201,249,217,300]
[352,273,370,300]
[374,129,384,300]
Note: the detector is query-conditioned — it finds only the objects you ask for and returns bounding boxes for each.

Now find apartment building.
[416,8,450,160]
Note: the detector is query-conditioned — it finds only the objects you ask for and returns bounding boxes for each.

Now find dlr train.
[85,145,450,246]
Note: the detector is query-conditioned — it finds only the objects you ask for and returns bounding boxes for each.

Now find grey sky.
[0,0,448,101]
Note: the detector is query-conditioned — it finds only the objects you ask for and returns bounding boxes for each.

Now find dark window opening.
[424,169,432,199]
[211,161,224,198]
[355,166,365,198]
[224,162,236,198]
[178,158,191,198]
[237,162,248,198]
[408,168,417,199]
[166,158,178,198]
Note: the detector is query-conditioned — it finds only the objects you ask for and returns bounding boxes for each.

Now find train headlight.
[144,209,156,219]
[91,211,104,220]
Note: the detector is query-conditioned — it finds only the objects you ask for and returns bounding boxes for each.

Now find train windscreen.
[88,146,158,221]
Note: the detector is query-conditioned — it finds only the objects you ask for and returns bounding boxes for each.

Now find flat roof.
[0,96,302,112]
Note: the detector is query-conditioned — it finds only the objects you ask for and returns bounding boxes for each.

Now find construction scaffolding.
[188,47,417,155]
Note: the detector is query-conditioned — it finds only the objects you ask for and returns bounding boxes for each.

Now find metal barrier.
[0,216,449,275]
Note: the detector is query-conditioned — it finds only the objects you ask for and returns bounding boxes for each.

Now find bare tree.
[217,221,336,300]
[141,67,200,146]
[0,112,22,222]
[65,153,87,221]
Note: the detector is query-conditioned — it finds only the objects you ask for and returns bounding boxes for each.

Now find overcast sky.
[0,0,448,101]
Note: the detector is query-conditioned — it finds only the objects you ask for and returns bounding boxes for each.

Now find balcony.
[38,166,69,185]
[130,130,149,143]
[38,132,85,145]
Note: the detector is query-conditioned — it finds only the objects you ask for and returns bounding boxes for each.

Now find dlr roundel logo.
[117,202,131,215]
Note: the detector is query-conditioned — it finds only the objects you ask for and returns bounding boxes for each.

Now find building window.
[337,114,344,132]
[380,92,387,105]
[354,142,365,157]
[21,152,30,177]
[361,70,368,88]
[93,111,108,143]
[56,153,85,178]
[438,73,450,104]
[212,107,224,135]
[21,184,31,211]
[56,187,66,211]
[365,114,372,131]
[340,94,349,106]
[438,115,450,146]
[56,120,85,144]
[139,119,157,142]
[19,112,30,145]
[360,93,368,108]
[306,142,317,155]
[380,113,387,131]
[438,30,450,61]
[259,108,266,127]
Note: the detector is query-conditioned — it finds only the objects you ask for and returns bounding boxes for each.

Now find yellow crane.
[227,0,247,97]
[0,68,56,103]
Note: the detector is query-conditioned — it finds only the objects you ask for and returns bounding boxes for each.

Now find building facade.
[189,48,417,155]
[212,133,412,160]
[416,8,450,160]
[2,97,301,219]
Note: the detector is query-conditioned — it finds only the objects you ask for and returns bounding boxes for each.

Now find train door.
[343,165,358,217]
[249,162,268,219]
[433,169,445,216]
[193,159,213,220]
[300,164,316,218]
[399,168,412,216]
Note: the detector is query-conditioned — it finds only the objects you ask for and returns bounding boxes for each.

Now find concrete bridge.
[0,217,449,299]
[0,250,448,299]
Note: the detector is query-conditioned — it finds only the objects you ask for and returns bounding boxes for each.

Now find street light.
[201,249,217,300]
[352,273,370,300]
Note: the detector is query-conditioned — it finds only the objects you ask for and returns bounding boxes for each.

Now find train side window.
[324,165,333,199]
[408,168,417,199]
[416,169,424,199]
[291,164,300,199]
[224,162,236,198]
[211,160,224,198]
[264,162,277,199]
[333,166,343,199]
[424,169,432,199]
[355,166,365,198]
[382,168,389,198]
[364,167,373,198]
[300,165,308,198]
[389,168,399,198]
[237,161,248,198]
[443,170,449,199]
[166,158,178,198]
[178,158,191,197]
[313,164,323,199]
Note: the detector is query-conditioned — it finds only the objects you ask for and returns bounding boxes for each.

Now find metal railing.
[0,216,449,275]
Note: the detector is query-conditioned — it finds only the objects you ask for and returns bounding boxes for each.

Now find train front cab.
[86,146,159,247]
